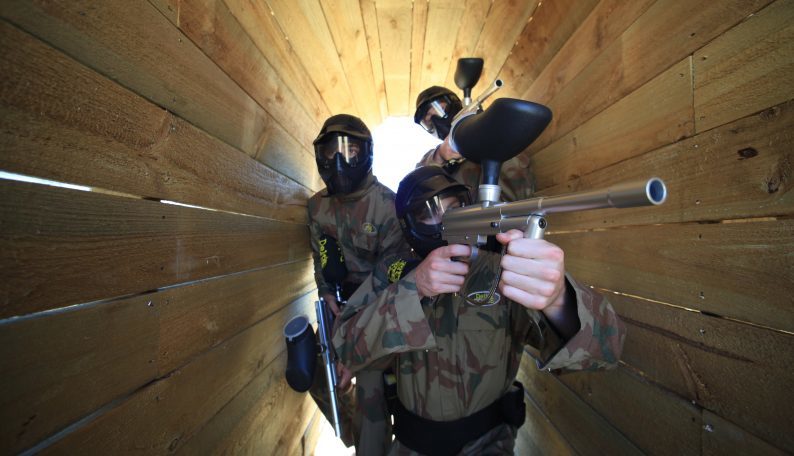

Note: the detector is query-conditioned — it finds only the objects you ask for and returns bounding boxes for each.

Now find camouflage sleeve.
[332,268,436,374]
[415,147,441,168]
[307,202,331,297]
[533,274,626,371]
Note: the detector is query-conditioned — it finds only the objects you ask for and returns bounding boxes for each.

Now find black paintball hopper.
[450,98,552,186]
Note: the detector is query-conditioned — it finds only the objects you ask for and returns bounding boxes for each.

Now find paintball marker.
[443,95,667,303]
[284,235,348,437]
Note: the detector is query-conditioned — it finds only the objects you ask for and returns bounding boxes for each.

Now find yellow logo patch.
[387,259,407,283]
[362,222,377,234]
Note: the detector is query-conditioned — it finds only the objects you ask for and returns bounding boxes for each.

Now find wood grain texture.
[408,0,428,111]
[0,296,159,454]
[470,0,539,95]
[150,0,320,153]
[0,20,316,216]
[554,219,794,331]
[517,354,642,456]
[322,0,383,126]
[523,0,655,105]
[267,0,357,118]
[702,411,789,456]
[611,293,794,453]
[360,0,389,121]
[694,0,794,132]
[531,57,694,190]
[527,0,773,153]
[441,0,493,92]
[559,366,701,454]
[497,0,598,101]
[38,294,315,454]
[419,0,465,98]
[541,99,793,230]
[223,0,332,126]
[0,181,310,318]
[0,0,276,158]
[376,0,413,115]
[0,260,315,454]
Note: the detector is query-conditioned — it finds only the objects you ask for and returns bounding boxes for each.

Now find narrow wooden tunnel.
[1,0,792,454]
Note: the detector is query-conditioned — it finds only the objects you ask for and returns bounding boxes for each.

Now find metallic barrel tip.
[647,178,667,205]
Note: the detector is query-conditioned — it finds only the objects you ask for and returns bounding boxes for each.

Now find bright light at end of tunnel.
[371,117,441,192]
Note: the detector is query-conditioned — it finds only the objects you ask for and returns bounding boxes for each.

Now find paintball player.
[333,166,626,455]
[413,86,535,201]
[308,114,408,454]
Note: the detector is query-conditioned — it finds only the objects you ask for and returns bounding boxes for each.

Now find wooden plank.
[552,219,794,332]
[0,20,316,218]
[0,259,314,454]
[514,357,577,456]
[531,57,694,190]
[0,296,159,455]
[268,0,357,118]
[148,0,320,154]
[497,0,599,101]
[376,0,413,115]
[441,0,492,92]
[470,0,539,94]
[559,366,702,454]
[419,0,465,97]
[609,293,794,452]
[703,411,789,456]
[517,354,642,456]
[174,349,316,456]
[38,294,315,454]
[322,0,383,126]
[360,0,389,121]
[527,0,773,153]
[694,0,794,132]
[522,0,655,105]
[541,98,794,229]
[0,0,277,158]
[158,260,316,375]
[408,0,428,112]
[301,410,325,456]
[222,0,332,126]
[0,181,310,318]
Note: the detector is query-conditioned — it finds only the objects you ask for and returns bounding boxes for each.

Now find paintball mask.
[314,114,373,195]
[396,166,470,258]
[414,86,463,140]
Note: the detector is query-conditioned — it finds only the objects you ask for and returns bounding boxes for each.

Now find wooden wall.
[507,0,794,454]
[0,0,326,454]
[1,0,792,455]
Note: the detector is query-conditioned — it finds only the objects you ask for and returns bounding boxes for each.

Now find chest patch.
[361,222,377,235]
[466,290,502,306]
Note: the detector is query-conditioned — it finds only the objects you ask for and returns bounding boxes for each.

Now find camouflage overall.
[308,173,409,454]
[333,249,626,455]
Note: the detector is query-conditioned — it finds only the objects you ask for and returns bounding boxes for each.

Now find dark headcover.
[413,86,463,140]
[314,114,373,194]
[396,166,469,258]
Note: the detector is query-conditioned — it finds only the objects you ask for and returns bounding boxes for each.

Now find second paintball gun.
[284,234,347,437]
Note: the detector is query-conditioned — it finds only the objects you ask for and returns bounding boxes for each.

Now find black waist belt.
[393,381,526,456]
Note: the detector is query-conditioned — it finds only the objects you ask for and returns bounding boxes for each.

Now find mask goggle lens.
[419,100,448,133]
[316,135,364,167]
[412,190,467,226]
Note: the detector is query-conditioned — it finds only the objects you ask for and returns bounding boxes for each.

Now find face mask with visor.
[315,134,372,195]
[403,188,470,257]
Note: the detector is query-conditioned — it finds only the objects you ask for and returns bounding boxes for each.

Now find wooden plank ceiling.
[245,0,542,128]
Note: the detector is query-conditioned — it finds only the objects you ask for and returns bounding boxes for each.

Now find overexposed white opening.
[371,116,441,192]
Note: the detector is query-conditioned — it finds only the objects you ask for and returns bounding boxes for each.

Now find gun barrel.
[442,178,666,239]
[315,299,343,437]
